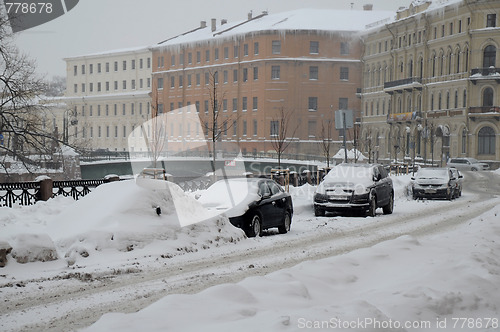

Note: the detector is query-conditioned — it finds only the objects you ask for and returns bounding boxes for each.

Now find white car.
[446,158,489,171]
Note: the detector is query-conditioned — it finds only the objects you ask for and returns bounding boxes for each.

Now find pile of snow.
[85,201,500,332]
[332,148,367,162]
[0,180,245,267]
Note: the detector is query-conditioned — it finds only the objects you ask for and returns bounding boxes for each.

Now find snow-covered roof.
[154,9,395,50]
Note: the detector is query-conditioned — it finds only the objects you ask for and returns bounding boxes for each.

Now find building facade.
[63,48,153,153]
[361,0,500,165]
[151,9,393,158]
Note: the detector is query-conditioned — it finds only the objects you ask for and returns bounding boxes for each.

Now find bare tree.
[363,128,375,163]
[141,90,167,168]
[1,15,59,173]
[205,70,238,174]
[270,107,297,169]
[318,116,334,167]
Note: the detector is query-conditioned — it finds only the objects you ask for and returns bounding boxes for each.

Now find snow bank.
[85,203,500,332]
[0,180,246,267]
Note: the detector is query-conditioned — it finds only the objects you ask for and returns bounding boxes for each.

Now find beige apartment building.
[151,8,393,157]
[63,47,153,152]
[361,0,500,165]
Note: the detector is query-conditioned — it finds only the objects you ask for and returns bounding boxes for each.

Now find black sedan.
[198,178,293,237]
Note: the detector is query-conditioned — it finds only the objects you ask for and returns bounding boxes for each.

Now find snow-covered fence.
[0,177,120,208]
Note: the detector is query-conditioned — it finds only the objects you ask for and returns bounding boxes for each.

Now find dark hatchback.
[314,164,394,217]
[199,178,293,237]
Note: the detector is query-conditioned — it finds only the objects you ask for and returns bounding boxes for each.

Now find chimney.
[248,11,253,20]
[221,19,227,25]
[363,4,373,11]
[211,18,216,32]
[200,20,207,28]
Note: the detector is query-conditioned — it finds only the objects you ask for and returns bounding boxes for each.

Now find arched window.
[483,45,496,68]
[376,101,379,115]
[409,59,413,77]
[455,90,458,108]
[446,92,450,109]
[463,89,467,107]
[431,93,434,110]
[464,48,469,72]
[438,93,442,110]
[483,87,494,107]
[456,50,461,73]
[447,51,452,74]
[432,54,437,76]
[419,58,424,78]
[440,52,444,76]
[478,126,496,155]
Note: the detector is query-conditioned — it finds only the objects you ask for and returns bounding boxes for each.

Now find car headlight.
[353,184,370,195]
[316,183,326,195]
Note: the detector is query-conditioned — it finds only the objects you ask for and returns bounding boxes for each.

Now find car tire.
[314,205,325,217]
[278,211,291,234]
[246,213,262,238]
[367,193,377,217]
[471,167,478,171]
[382,193,394,214]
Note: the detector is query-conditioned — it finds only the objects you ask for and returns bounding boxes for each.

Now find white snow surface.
[156,9,395,49]
[1,172,500,331]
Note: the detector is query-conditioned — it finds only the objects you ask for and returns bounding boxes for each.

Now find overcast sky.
[9,0,412,78]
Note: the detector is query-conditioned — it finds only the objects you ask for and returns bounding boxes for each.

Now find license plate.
[425,189,437,194]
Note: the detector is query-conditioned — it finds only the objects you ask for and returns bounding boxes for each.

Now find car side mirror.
[411,177,415,181]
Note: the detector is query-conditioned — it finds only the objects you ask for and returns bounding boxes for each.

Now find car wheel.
[446,189,453,201]
[314,205,325,217]
[246,214,262,238]
[367,193,377,217]
[278,211,291,234]
[471,167,478,171]
[382,193,394,214]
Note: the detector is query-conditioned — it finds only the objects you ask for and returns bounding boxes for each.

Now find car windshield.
[416,169,448,179]
[323,165,374,187]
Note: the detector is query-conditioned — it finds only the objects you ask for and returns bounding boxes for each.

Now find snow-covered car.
[198,178,293,237]
[446,157,489,171]
[313,164,394,217]
[449,167,464,198]
[411,168,458,200]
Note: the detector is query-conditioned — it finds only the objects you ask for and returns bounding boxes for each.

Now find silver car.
[446,158,489,171]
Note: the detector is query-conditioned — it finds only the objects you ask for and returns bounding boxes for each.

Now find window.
[196,73,201,86]
[98,63,102,73]
[205,50,210,62]
[271,66,280,79]
[123,60,127,70]
[339,98,348,110]
[252,97,258,110]
[89,83,93,92]
[308,97,318,111]
[106,62,110,72]
[234,45,239,58]
[483,87,494,107]
[309,66,318,80]
[97,82,101,92]
[310,41,319,54]
[242,97,247,111]
[179,75,183,87]
[232,98,237,112]
[171,76,175,88]
[243,68,248,82]
[461,128,467,154]
[244,44,248,56]
[253,120,258,136]
[171,55,175,66]
[204,100,209,113]
[483,45,496,68]
[114,81,118,90]
[450,22,453,35]
[215,48,219,60]
[340,67,349,80]
[188,53,192,64]
[270,120,279,136]
[340,42,349,55]
[254,42,259,55]
[253,66,258,80]
[122,80,126,90]
[81,83,85,92]
[223,99,227,112]
[157,77,163,89]
[196,51,201,63]
[89,64,93,74]
[243,120,247,136]
[81,64,85,74]
[114,61,118,71]
[272,40,281,54]
[233,69,238,82]
[487,14,497,28]
[223,71,228,84]
[188,74,192,86]
[478,126,496,155]
[73,65,77,76]
[308,120,317,138]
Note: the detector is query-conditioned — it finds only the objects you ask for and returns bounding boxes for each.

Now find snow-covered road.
[1,171,499,331]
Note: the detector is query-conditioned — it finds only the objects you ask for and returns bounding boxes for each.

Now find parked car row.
[196,160,476,237]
